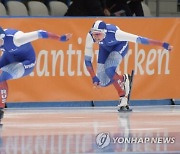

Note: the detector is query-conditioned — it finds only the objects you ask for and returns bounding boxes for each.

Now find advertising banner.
[0,18,179,102]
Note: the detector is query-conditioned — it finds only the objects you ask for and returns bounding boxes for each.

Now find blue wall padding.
[6,99,175,108]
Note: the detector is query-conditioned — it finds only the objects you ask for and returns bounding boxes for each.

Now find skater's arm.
[85,55,96,78]
[85,56,100,86]
[115,29,139,43]
[84,33,99,83]
[136,37,172,51]
[115,29,172,51]
[13,30,72,47]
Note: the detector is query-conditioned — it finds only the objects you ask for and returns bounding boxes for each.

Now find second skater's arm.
[115,29,172,51]
[13,30,72,47]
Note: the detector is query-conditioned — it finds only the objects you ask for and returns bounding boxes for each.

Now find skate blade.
[118,106,132,112]
[0,109,4,119]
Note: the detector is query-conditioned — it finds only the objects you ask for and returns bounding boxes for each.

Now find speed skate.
[118,70,134,112]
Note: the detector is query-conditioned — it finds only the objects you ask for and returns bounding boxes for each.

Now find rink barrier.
[174,99,180,105]
[6,99,175,108]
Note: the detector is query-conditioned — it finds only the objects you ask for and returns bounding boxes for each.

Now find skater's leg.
[104,52,131,110]
[0,80,8,109]
[118,70,134,112]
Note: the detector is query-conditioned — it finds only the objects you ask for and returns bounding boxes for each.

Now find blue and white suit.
[85,23,139,86]
[0,29,42,81]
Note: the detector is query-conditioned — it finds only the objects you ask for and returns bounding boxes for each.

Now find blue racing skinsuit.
[0,29,36,81]
[85,24,138,87]
[0,28,68,82]
[85,20,171,110]
[0,27,69,108]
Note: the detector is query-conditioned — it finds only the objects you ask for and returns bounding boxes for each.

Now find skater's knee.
[99,81,111,87]
[0,71,13,82]
[98,77,111,87]
[1,63,25,80]
[105,67,116,79]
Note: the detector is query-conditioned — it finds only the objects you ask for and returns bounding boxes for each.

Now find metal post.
[156,0,160,17]
[145,0,148,5]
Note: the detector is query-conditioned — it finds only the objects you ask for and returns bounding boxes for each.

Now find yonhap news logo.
[96,132,176,149]
[96,132,111,148]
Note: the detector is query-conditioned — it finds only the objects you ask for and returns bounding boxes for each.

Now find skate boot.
[0,109,4,119]
[123,74,130,96]
[118,97,132,112]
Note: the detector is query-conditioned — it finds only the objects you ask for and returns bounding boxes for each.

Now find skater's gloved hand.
[162,42,173,51]
[92,76,100,87]
[38,30,72,42]
[60,33,72,42]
